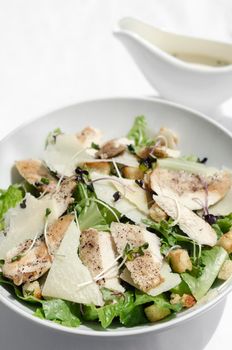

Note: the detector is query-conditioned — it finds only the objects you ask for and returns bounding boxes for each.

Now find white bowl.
[0,97,231,350]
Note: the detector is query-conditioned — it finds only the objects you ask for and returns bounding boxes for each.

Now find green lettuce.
[0,274,81,328]
[182,246,228,300]
[144,219,194,255]
[127,116,151,147]
[36,299,81,327]
[45,127,63,147]
[212,213,232,238]
[74,182,119,231]
[78,200,109,231]
[0,185,24,230]
[82,289,181,329]
[171,280,191,296]
[0,274,41,304]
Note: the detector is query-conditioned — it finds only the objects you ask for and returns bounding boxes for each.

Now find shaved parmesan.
[43,134,93,176]
[111,151,139,167]
[84,151,139,167]
[112,178,149,214]
[209,187,232,216]
[91,172,147,223]
[121,262,181,296]
[0,194,59,260]
[42,221,104,306]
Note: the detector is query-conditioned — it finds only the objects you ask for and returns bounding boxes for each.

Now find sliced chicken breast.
[3,239,52,286]
[52,177,76,216]
[2,215,73,285]
[150,167,231,210]
[79,228,124,292]
[16,159,57,192]
[110,222,163,292]
[96,139,127,159]
[154,194,217,246]
[121,262,181,296]
[45,214,74,255]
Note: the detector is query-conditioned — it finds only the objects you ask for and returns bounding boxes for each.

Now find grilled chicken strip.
[96,139,127,159]
[154,194,217,246]
[79,228,124,292]
[45,214,74,255]
[150,167,231,210]
[110,222,163,292]
[52,177,76,216]
[2,215,73,286]
[3,239,51,286]
[15,159,57,192]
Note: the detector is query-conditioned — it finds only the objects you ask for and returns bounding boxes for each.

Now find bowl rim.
[0,95,232,337]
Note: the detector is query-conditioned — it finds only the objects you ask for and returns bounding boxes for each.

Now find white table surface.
[0,1,232,349]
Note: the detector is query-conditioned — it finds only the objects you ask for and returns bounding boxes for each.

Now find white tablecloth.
[0,1,232,349]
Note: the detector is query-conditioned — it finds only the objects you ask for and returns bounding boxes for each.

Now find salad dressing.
[171,52,231,68]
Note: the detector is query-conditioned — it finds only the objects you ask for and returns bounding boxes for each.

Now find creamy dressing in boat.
[171,53,231,67]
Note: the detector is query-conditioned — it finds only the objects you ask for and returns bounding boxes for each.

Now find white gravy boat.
[114,17,232,110]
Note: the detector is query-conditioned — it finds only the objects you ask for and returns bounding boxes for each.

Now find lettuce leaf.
[212,213,232,238]
[45,127,63,147]
[144,219,194,255]
[0,185,24,230]
[82,290,181,329]
[127,116,151,147]
[0,274,41,304]
[182,246,228,300]
[171,280,191,296]
[38,299,81,327]
[74,182,119,231]
[78,200,109,231]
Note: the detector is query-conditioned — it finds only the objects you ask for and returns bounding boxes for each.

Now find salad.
[0,116,232,329]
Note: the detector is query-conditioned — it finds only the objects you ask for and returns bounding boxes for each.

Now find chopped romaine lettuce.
[0,274,40,304]
[45,127,63,147]
[182,246,228,300]
[82,290,181,329]
[212,213,232,238]
[37,299,81,327]
[78,200,109,231]
[127,116,151,147]
[170,280,191,296]
[144,219,194,255]
[73,182,119,231]
[0,185,24,230]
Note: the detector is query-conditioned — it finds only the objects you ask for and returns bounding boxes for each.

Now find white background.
[0,0,232,349]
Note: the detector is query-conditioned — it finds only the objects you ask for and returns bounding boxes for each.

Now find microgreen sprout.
[41,177,50,185]
[45,208,51,217]
[123,242,149,261]
[91,142,100,150]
